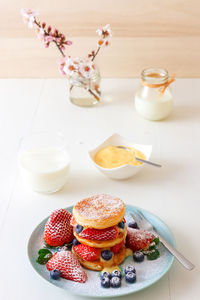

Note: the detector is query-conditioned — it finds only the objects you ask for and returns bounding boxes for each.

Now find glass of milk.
[135,68,174,121]
[19,132,71,193]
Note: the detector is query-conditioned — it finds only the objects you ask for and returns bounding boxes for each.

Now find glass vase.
[68,65,101,107]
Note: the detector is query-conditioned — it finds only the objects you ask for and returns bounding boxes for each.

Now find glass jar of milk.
[19,132,70,193]
[135,68,174,121]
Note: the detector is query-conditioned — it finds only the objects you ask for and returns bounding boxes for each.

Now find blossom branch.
[21,10,111,103]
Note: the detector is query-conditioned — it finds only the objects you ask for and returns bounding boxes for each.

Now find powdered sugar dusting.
[44,209,73,246]
[74,194,124,220]
[47,250,87,283]
[28,205,175,297]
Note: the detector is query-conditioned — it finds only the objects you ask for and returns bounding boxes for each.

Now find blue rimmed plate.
[28,204,175,298]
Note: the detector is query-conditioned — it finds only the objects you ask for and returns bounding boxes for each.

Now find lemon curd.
[94,146,146,169]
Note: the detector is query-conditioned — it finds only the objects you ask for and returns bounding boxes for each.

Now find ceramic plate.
[28,205,175,298]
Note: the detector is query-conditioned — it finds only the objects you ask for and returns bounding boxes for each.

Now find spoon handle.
[136,157,162,168]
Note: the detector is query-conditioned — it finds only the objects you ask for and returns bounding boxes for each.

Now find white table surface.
[0,78,199,300]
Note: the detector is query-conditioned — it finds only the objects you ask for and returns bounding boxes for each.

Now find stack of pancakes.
[71,194,127,271]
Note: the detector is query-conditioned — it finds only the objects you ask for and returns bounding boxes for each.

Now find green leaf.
[36,248,53,265]
[147,249,160,260]
[149,242,156,250]
[153,237,159,245]
[38,248,52,256]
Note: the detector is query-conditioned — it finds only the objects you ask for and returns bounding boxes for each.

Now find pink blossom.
[96,24,112,38]
[20,8,38,28]
[56,37,61,43]
[65,40,73,46]
[57,57,68,75]
[45,35,54,42]
[79,60,95,79]
[47,26,52,33]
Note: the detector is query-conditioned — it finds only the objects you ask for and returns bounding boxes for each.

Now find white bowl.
[89,133,152,180]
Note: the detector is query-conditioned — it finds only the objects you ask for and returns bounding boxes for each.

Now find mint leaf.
[36,248,53,265]
[149,242,156,250]
[38,249,52,256]
[147,249,160,260]
[153,237,159,245]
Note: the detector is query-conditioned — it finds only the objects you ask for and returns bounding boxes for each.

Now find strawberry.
[126,228,155,252]
[44,209,73,246]
[73,244,100,262]
[46,250,87,283]
[111,240,125,254]
[79,226,118,241]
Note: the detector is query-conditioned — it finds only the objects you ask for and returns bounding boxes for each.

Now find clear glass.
[135,68,173,121]
[19,132,70,193]
[69,65,101,107]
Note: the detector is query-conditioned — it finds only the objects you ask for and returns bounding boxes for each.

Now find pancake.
[73,194,125,229]
[72,245,127,271]
[73,225,127,248]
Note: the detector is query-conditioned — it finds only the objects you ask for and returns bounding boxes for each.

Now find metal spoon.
[116,146,162,168]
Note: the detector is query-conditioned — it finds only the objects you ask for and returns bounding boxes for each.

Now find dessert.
[94,146,146,168]
[71,194,127,271]
[35,195,160,287]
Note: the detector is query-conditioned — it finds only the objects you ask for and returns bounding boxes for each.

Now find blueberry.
[72,238,80,246]
[125,272,136,283]
[75,224,83,234]
[125,265,136,274]
[128,221,139,229]
[101,277,110,288]
[133,251,144,262]
[118,221,125,229]
[110,276,121,288]
[111,269,122,279]
[57,246,68,252]
[50,269,61,280]
[100,271,111,280]
[101,250,113,261]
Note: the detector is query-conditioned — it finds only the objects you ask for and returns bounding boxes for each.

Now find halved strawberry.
[111,240,125,254]
[44,209,73,247]
[46,250,87,283]
[126,228,155,252]
[79,226,118,241]
[73,244,100,261]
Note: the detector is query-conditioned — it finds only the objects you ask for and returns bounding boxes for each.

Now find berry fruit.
[50,269,61,280]
[133,251,145,262]
[75,224,83,234]
[118,221,125,229]
[101,250,113,261]
[57,246,68,252]
[110,276,121,288]
[128,221,138,229]
[47,250,87,283]
[44,209,73,246]
[80,226,118,241]
[100,271,111,280]
[101,277,110,288]
[72,238,80,246]
[111,270,122,279]
[125,265,136,274]
[126,228,154,252]
[73,244,100,262]
[125,272,136,283]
